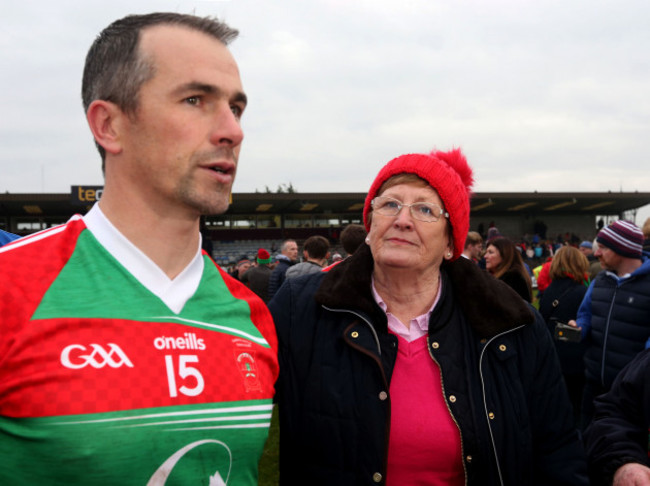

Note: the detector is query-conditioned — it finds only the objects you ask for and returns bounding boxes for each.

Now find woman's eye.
[384,201,399,210]
[417,204,433,215]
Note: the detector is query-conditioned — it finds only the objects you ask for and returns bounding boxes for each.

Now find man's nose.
[210,104,244,147]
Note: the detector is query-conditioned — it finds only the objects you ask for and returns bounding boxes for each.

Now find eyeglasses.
[371,196,449,223]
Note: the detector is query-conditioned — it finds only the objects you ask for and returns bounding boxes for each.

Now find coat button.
[373,472,383,483]
[449,395,457,403]
[466,455,473,463]
[480,338,487,344]
[499,344,506,351]
[379,391,388,401]
[351,331,359,338]
[431,342,439,349]
[488,412,495,420]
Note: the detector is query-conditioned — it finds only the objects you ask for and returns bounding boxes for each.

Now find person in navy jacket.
[270,148,588,485]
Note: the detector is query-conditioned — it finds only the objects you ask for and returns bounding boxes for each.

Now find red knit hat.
[362,148,473,260]
[257,248,272,264]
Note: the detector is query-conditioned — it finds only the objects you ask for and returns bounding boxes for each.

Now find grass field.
[258,406,280,486]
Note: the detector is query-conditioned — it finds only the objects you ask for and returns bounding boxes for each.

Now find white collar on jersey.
[83,203,204,314]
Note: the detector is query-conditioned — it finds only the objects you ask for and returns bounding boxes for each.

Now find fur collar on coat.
[315,243,535,339]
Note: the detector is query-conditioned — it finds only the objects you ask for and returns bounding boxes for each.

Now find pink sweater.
[386,334,464,485]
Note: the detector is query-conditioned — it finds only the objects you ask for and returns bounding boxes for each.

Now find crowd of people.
[2,9,650,486]
[457,216,650,485]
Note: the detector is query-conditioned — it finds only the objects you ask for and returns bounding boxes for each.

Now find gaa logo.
[60,343,134,369]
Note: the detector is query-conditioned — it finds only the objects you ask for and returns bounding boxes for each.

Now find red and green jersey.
[0,213,278,485]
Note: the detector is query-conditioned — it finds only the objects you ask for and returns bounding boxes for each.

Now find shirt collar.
[371,274,442,342]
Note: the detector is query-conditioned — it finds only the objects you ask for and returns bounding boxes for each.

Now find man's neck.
[306,257,326,267]
[98,190,200,280]
[615,258,642,277]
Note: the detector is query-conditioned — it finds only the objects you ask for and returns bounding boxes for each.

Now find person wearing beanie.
[269,148,588,485]
[568,219,650,429]
[241,248,273,303]
[579,240,603,280]
[229,254,252,281]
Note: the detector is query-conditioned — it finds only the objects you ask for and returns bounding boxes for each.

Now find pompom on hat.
[596,220,643,259]
[363,148,473,260]
[257,248,272,265]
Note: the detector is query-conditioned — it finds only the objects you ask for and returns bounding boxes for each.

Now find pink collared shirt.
[371,276,442,342]
[371,274,464,486]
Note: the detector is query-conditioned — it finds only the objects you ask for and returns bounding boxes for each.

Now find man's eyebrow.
[174,82,247,105]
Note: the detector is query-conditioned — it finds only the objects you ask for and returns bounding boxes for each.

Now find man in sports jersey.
[0,13,278,485]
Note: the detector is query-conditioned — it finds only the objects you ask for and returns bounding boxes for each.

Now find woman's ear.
[85,100,125,157]
[446,237,454,259]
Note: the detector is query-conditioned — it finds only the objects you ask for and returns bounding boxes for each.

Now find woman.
[539,245,590,423]
[484,236,533,302]
[269,149,587,485]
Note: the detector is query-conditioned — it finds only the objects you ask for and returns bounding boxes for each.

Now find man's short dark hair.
[82,12,238,168]
[304,235,330,260]
[340,224,367,255]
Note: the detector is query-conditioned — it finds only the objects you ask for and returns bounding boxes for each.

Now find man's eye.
[185,96,201,106]
[231,105,243,118]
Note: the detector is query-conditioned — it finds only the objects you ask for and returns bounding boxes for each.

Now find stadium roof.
[228,191,650,216]
[1,190,649,219]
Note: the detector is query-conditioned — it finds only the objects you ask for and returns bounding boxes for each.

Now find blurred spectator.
[539,246,590,422]
[643,217,650,253]
[580,240,603,280]
[569,220,650,429]
[241,248,273,303]
[584,349,650,486]
[285,236,330,280]
[487,225,500,241]
[485,236,533,302]
[229,254,251,281]
[0,230,19,247]
[535,257,554,297]
[340,223,367,256]
[268,239,298,299]
[461,231,483,263]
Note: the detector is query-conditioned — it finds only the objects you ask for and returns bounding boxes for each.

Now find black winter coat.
[267,257,293,300]
[499,268,532,302]
[583,260,650,390]
[269,244,588,486]
[539,278,588,376]
[584,348,650,485]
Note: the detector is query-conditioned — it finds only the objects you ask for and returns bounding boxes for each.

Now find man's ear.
[86,100,125,156]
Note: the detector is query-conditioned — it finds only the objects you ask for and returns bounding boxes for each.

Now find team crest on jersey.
[232,338,262,392]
